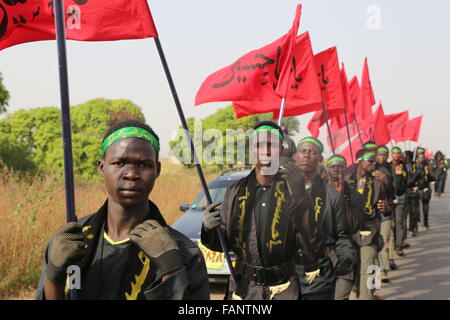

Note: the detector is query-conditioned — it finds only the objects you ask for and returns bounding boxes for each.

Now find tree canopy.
[0,72,10,114]
[0,98,145,179]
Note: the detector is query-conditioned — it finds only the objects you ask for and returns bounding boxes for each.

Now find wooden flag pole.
[154,37,237,284]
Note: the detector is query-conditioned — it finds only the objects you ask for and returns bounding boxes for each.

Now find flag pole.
[277,98,286,127]
[343,109,354,165]
[321,102,335,154]
[153,37,237,284]
[53,0,78,300]
[353,113,364,146]
[53,0,77,224]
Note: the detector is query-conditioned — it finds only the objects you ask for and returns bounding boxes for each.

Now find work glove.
[279,162,307,200]
[129,219,184,277]
[202,201,222,232]
[334,257,353,276]
[46,222,87,284]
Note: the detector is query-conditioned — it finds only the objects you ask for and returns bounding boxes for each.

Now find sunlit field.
[0,160,217,299]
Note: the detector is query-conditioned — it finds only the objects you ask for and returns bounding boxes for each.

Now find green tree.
[0,72,10,114]
[0,98,145,179]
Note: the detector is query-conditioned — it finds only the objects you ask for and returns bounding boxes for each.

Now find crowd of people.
[35,119,447,300]
[203,121,448,300]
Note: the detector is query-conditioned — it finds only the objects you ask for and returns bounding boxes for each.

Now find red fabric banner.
[195,5,301,106]
[328,118,358,150]
[235,31,322,118]
[399,116,423,142]
[373,103,391,146]
[349,75,360,110]
[385,111,409,143]
[313,46,345,111]
[341,134,363,165]
[354,58,375,126]
[0,0,158,50]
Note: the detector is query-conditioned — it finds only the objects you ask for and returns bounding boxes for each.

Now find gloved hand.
[279,162,307,200]
[46,222,87,284]
[334,257,353,276]
[129,219,184,276]
[202,201,222,232]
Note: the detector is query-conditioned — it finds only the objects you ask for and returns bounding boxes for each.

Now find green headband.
[363,143,378,149]
[391,147,402,153]
[377,146,389,153]
[100,126,160,157]
[327,155,346,165]
[358,152,376,161]
[252,125,283,141]
[298,137,324,153]
[417,148,425,154]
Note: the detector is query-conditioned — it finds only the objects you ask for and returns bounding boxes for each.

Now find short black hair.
[355,149,366,160]
[253,121,283,132]
[405,150,414,159]
[102,120,159,159]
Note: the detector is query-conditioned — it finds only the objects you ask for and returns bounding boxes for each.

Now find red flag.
[400,116,423,142]
[349,76,360,110]
[307,108,343,138]
[234,31,322,118]
[313,47,345,111]
[373,103,391,145]
[273,46,346,119]
[354,58,375,125]
[385,111,409,143]
[341,134,363,164]
[195,5,301,106]
[328,118,358,150]
[0,1,158,50]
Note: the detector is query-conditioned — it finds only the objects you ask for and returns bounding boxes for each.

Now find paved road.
[376,193,450,300]
[210,192,450,300]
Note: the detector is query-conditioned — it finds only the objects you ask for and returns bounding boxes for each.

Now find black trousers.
[409,198,420,232]
[422,200,430,227]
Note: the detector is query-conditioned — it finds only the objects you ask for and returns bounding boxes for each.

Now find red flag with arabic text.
[0,0,158,50]
[195,5,301,106]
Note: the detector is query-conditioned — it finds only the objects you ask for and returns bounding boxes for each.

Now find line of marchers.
[178,304,273,317]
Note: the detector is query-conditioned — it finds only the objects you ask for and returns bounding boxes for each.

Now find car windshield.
[191,187,228,210]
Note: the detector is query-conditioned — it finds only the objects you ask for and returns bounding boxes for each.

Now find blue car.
[171,167,251,282]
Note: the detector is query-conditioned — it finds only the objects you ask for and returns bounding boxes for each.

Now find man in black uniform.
[390,147,408,256]
[345,149,390,300]
[295,137,355,300]
[405,150,423,237]
[36,120,210,300]
[416,151,435,230]
[201,121,324,300]
[326,154,364,300]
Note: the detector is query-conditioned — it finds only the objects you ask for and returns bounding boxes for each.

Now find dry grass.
[0,160,217,299]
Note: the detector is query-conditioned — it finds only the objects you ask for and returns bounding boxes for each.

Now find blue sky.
[1,0,449,158]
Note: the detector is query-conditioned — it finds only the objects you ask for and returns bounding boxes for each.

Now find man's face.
[392,151,402,162]
[376,151,388,165]
[251,132,282,175]
[295,142,322,174]
[98,137,161,208]
[417,153,426,163]
[359,154,377,174]
[327,161,346,182]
